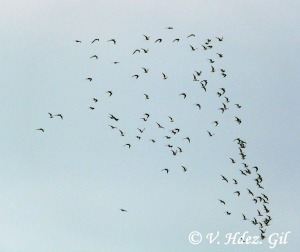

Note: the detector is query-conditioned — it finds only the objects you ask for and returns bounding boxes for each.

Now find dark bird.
[86,78,92,81]
[120,209,127,212]
[166,144,173,148]
[217,92,222,97]
[166,27,173,29]
[233,179,238,184]
[211,65,215,73]
[144,113,150,118]
[240,169,247,176]
[202,45,208,50]
[54,114,63,119]
[48,113,53,118]
[252,166,259,172]
[212,121,219,126]
[207,59,215,63]
[216,36,223,41]
[155,38,162,43]
[216,53,223,58]
[190,45,198,51]
[193,74,199,81]
[171,149,177,156]
[90,55,98,59]
[220,88,225,94]
[164,136,171,139]
[75,40,82,43]
[112,61,120,64]
[195,103,201,110]
[182,166,187,172]
[124,144,131,148]
[242,214,247,220]
[136,136,141,140]
[144,94,149,99]
[93,98,98,103]
[109,114,119,121]
[230,158,236,163]
[106,91,113,96]
[234,191,240,196]
[141,48,149,53]
[177,147,183,152]
[219,199,226,205]
[36,128,44,132]
[173,38,180,42]
[235,117,242,124]
[207,131,215,137]
[221,175,228,183]
[247,189,254,196]
[201,84,207,92]
[235,104,242,108]
[168,116,174,122]
[150,139,156,143]
[162,73,168,79]
[156,122,164,129]
[142,67,149,73]
[108,125,117,129]
[143,35,150,40]
[257,210,263,217]
[187,34,195,38]
[91,38,99,43]
[89,107,95,110]
[119,130,125,136]
[162,168,169,173]
[183,137,190,143]
[137,128,145,133]
[108,39,116,44]
[225,211,231,215]
[195,70,202,76]
[224,97,230,103]
[222,73,227,78]
[132,74,139,79]
[179,93,187,99]
[132,49,140,54]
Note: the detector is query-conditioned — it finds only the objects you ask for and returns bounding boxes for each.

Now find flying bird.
[108,39,116,44]
[219,199,226,205]
[221,175,228,183]
[132,49,140,54]
[124,144,131,148]
[190,45,198,51]
[132,74,139,79]
[75,40,82,43]
[144,94,149,99]
[216,53,223,58]
[187,34,195,38]
[162,73,168,79]
[162,168,169,173]
[90,55,98,59]
[179,93,187,99]
[173,38,180,42]
[91,38,99,43]
[183,137,190,143]
[86,78,92,81]
[168,116,174,122]
[212,121,218,126]
[181,166,187,172]
[48,113,53,118]
[106,91,113,96]
[207,131,215,137]
[156,122,164,129]
[93,98,98,103]
[54,114,63,119]
[120,209,127,212]
[216,36,223,41]
[143,35,150,40]
[36,128,44,132]
[141,48,149,53]
[155,38,162,43]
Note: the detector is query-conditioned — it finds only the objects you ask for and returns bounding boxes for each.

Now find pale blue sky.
[0,1,299,251]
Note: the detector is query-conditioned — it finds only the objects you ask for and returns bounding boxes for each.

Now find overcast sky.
[0,1,299,251]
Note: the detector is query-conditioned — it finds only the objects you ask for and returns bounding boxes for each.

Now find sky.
[0,1,300,251]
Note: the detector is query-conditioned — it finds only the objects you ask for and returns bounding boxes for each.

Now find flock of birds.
[36,27,271,241]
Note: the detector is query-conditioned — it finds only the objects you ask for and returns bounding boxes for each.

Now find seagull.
[108,39,116,44]
[132,49,140,54]
[173,38,180,42]
[212,121,218,126]
[90,55,98,59]
[177,147,182,152]
[155,38,162,43]
[165,27,173,29]
[91,38,99,43]
[183,137,190,143]
[108,125,117,129]
[207,131,215,137]
[216,36,223,41]
[156,122,164,129]
[190,45,198,51]
[235,104,242,108]
[207,59,215,63]
[112,61,120,64]
[120,209,127,212]
[162,73,168,80]
[119,130,125,136]
[89,107,95,110]
[86,78,92,81]
[36,128,44,132]
[137,128,145,133]
[179,93,187,99]
[221,175,228,183]
[142,67,149,73]
[195,104,201,110]
[54,114,63,119]
[48,113,53,118]
[149,139,156,143]
[143,35,150,40]
[162,168,169,173]
[144,94,149,99]
[141,48,149,53]
[106,91,113,96]
[216,53,223,58]
[225,211,231,215]
[233,179,238,185]
[93,98,98,103]
[211,65,215,73]
[195,70,202,76]
[234,191,241,196]
[219,199,226,205]
[230,158,236,163]
[124,144,131,148]
[187,34,195,38]
[181,166,187,172]
[168,116,174,122]
[75,40,82,43]
[247,189,254,196]
[132,74,139,79]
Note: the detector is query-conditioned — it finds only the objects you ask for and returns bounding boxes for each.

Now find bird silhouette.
[124,144,131,148]
[90,55,98,59]
[162,168,169,173]
[36,128,44,132]
[162,73,168,79]
[216,36,223,41]
[155,38,162,43]
[54,114,63,119]
[86,78,92,81]
[106,91,113,97]
[187,34,195,38]
[183,137,191,143]
[108,39,116,44]
[181,166,187,172]
[142,67,149,73]
[219,199,226,205]
[91,38,99,43]
[207,131,215,137]
[132,49,140,54]
[221,175,228,183]
[143,35,150,40]
[132,75,139,79]
[179,93,187,99]
[190,45,198,51]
